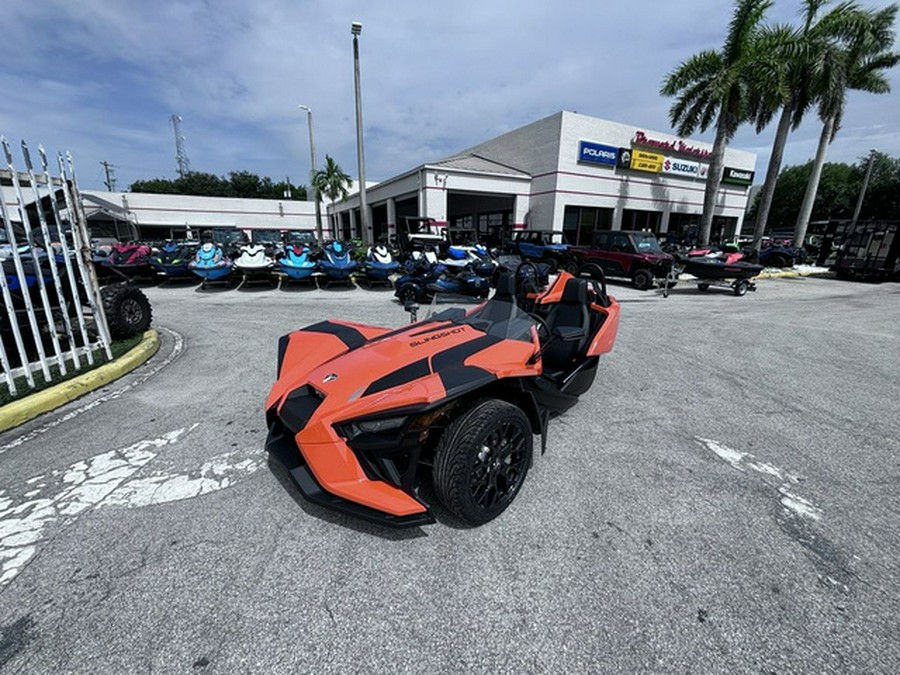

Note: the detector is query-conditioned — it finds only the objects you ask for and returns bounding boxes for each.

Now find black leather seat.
[542,278,590,374]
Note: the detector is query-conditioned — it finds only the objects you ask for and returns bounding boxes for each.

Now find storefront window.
[563,206,613,245]
[621,209,662,233]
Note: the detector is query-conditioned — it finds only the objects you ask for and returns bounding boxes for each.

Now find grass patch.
[0,334,145,406]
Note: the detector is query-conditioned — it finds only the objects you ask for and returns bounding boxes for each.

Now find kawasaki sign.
[721,166,755,185]
[578,141,618,166]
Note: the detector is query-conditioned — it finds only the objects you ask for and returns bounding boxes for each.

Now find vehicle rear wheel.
[631,268,654,290]
[543,257,559,274]
[562,259,579,275]
[101,282,152,339]
[433,399,533,525]
[697,283,710,292]
[734,280,749,296]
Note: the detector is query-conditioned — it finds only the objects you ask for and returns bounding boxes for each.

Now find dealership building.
[330,110,757,246]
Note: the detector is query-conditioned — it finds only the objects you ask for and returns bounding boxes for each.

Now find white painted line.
[0,426,196,586]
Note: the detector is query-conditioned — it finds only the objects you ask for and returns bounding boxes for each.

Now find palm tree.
[312,155,353,241]
[661,0,774,245]
[793,4,899,246]
[749,0,863,250]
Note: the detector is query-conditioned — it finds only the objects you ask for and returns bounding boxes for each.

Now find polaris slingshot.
[265,265,620,526]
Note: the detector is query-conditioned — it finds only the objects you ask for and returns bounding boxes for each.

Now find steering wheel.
[515,260,541,296]
[526,311,551,344]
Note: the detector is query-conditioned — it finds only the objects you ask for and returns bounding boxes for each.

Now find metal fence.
[1,137,112,396]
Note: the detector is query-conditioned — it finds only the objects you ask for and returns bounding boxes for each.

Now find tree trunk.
[793,114,835,247]
[699,113,730,246]
[752,104,793,249]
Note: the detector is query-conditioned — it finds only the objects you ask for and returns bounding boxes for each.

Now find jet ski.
[362,243,400,285]
[278,242,318,281]
[103,241,152,278]
[233,242,276,287]
[318,241,358,284]
[188,240,233,288]
[675,248,764,296]
[149,241,197,280]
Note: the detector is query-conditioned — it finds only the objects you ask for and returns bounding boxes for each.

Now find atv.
[265,263,620,527]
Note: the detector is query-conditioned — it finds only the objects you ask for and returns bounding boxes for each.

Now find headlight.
[340,415,409,441]
[356,417,408,434]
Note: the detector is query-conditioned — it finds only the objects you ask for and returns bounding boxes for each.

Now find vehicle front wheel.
[432,399,533,525]
[396,283,420,304]
[631,268,654,290]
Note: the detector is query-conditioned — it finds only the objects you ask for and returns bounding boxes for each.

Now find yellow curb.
[0,329,160,433]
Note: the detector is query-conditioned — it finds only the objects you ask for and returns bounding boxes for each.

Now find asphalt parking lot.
[1,275,898,673]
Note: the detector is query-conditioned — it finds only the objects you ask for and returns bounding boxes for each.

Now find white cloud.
[1,0,897,190]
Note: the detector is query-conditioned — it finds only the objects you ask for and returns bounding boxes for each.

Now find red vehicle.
[569,230,675,290]
[265,266,620,527]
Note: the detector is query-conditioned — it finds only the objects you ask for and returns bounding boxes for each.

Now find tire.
[562,259,579,275]
[697,283,710,292]
[631,268,654,290]
[543,257,559,274]
[433,399,533,525]
[578,263,601,280]
[396,283,420,304]
[101,283,153,339]
[734,280,749,297]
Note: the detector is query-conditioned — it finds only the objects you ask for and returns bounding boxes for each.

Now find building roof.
[429,153,530,177]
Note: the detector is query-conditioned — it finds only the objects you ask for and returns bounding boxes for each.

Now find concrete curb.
[0,329,160,433]
[757,267,833,280]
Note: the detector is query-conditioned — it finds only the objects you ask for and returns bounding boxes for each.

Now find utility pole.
[851,149,878,227]
[351,21,370,245]
[171,114,190,178]
[100,161,117,191]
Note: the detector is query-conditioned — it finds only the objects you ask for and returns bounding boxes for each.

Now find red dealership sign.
[633,130,712,160]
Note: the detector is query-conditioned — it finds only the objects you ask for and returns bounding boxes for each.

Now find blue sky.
[1,0,897,192]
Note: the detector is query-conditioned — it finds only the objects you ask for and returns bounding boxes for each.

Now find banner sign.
[633,130,712,159]
[721,166,755,185]
[630,149,663,173]
[578,141,618,166]
[662,156,701,178]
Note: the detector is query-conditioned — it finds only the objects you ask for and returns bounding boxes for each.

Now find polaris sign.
[578,141,618,166]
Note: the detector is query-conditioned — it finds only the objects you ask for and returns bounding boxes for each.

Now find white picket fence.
[0,138,112,396]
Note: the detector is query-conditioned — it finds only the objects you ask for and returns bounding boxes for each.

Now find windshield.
[421,297,536,343]
[631,233,663,253]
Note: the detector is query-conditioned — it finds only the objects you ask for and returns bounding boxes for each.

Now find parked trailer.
[833,221,899,281]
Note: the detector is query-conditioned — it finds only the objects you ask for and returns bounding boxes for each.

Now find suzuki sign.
[662,157,701,178]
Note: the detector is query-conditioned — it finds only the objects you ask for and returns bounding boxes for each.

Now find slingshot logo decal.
[323,373,339,383]
[409,327,466,348]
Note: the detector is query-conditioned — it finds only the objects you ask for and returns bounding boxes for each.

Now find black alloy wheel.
[433,399,533,525]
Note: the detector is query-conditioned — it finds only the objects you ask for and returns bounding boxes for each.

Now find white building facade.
[331,110,757,246]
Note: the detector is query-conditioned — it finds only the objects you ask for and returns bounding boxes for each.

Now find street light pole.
[351,21,370,245]
[298,104,324,244]
[851,149,878,227]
